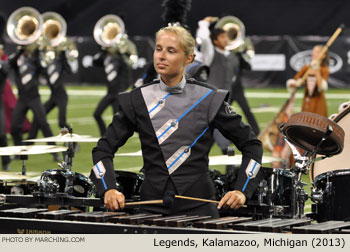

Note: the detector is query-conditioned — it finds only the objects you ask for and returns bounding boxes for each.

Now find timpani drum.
[313,103,350,179]
[312,102,350,221]
[313,169,350,222]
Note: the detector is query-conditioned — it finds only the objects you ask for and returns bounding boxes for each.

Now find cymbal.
[0,172,32,181]
[209,155,282,166]
[24,133,99,143]
[115,150,142,156]
[0,145,68,156]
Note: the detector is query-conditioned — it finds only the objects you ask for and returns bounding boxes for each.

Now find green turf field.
[3,85,349,212]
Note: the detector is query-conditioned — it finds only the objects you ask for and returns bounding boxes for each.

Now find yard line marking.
[11,88,350,99]
[246,92,350,99]
[251,106,301,113]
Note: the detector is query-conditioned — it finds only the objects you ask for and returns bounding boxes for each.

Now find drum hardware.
[38,174,60,195]
[0,172,37,196]
[212,166,290,218]
[256,180,267,205]
[37,169,76,197]
[24,127,98,171]
[253,168,293,218]
[284,138,322,219]
[310,187,323,204]
[25,127,98,196]
[279,112,345,219]
[34,169,94,201]
[208,169,226,200]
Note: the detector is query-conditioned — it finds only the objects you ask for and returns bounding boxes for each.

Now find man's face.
[213,32,228,50]
[312,46,324,61]
[153,31,192,81]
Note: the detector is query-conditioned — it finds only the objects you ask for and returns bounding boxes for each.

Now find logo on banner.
[290,50,343,74]
[251,54,286,71]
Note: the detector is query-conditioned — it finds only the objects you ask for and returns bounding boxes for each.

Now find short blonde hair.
[155,26,195,56]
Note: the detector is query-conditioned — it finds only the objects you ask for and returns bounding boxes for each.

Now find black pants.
[0,105,10,168]
[11,96,54,146]
[28,90,68,139]
[93,93,119,136]
[229,80,260,135]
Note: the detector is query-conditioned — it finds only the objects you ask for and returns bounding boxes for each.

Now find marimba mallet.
[163,191,247,208]
[125,200,163,206]
[122,193,246,208]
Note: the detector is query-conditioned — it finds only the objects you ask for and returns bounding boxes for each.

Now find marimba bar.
[1,207,350,234]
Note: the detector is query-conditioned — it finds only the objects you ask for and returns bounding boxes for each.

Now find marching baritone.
[5,7,56,160]
[196,16,260,136]
[92,15,136,136]
[7,44,56,147]
[28,12,78,140]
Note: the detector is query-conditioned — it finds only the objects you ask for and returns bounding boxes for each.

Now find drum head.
[313,105,350,179]
[280,112,344,155]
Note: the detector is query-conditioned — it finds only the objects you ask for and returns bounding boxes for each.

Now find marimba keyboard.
[1,207,350,234]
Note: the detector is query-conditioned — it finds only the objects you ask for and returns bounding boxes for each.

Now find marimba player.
[90,25,263,218]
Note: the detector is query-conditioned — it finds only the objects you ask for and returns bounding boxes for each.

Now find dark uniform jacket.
[46,51,71,95]
[207,50,240,91]
[91,77,263,215]
[93,51,132,94]
[8,49,43,102]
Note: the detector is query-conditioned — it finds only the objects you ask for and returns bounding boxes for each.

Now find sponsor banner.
[245,35,349,87]
[251,54,286,71]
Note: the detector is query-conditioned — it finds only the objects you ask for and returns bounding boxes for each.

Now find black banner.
[244,35,350,88]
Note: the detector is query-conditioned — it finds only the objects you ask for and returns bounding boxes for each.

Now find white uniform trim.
[245,159,261,179]
[167,146,191,175]
[93,161,106,179]
[156,119,178,145]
